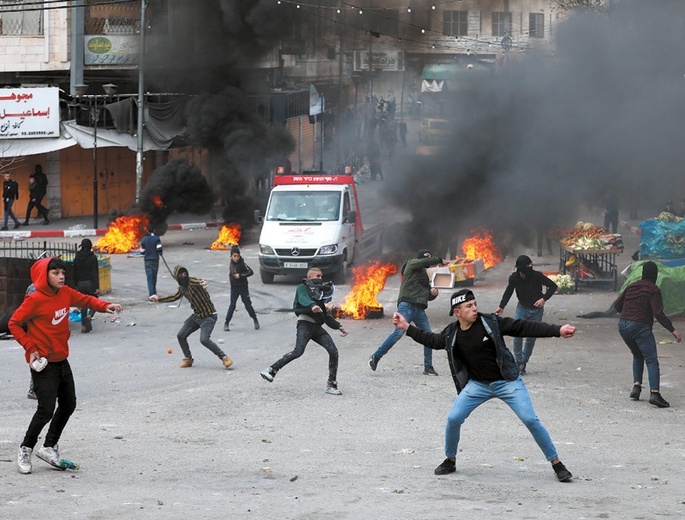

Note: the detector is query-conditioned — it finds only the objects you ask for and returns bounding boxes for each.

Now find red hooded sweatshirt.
[9,257,112,363]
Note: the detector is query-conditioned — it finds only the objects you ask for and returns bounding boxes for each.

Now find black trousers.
[271,320,339,383]
[23,360,76,449]
[25,195,49,221]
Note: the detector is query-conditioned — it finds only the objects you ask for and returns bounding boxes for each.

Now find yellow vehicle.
[418,118,453,144]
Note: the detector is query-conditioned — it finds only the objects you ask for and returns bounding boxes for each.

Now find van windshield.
[266,191,341,222]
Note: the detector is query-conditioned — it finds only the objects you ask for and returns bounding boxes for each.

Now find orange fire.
[338,261,398,319]
[461,229,503,269]
[210,223,242,250]
[95,215,149,254]
[151,195,164,208]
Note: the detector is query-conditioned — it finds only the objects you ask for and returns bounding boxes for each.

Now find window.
[0,0,43,36]
[443,11,468,37]
[529,13,544,38]
[492,12,512,37]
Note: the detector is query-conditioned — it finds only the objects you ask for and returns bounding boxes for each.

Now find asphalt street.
[1,182,685,519]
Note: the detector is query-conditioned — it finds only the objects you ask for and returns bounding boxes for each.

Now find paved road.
[2,180,685,519]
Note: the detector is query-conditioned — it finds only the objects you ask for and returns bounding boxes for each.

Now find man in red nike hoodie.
[9,257,122,474]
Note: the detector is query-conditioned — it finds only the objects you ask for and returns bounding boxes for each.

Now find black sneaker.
[629,385,641,400]
[423,365,439,376]
[13,222,20,229]
[518,362,527,375]
[649,392,670,408]
[434,458,456,475]
[368,354,379,371]
[1,226,7,231]
[553,461,573,482]
[223,321,230,332]
[253,318,260,330]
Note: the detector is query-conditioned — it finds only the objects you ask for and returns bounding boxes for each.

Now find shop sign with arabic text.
[0,87,59,140]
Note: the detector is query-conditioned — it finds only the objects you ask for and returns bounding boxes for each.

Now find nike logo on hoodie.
[52,308,69,326]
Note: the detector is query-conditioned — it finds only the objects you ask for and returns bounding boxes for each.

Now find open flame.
[210,223,242,250]
[95,215,149,254]
[461,228,503,269]
[335,261,398,319]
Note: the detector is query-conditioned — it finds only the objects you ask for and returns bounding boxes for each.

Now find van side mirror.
[254,210,263,224]
[346,210,356,224]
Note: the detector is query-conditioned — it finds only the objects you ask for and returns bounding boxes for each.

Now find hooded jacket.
[228,257,254,287]
[157,265,216,318]
[293,278,342,330]
[397,256,442,308]
[613,279,674,332]
[8,257,112,363]
[406,313,561,393]
[73,239,99,292]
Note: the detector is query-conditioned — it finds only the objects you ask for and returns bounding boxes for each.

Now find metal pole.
[135,0,148,203]
[319,95,325,171]
[93,103,99,229]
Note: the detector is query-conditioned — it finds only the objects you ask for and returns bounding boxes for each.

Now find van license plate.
[284,262,308,268]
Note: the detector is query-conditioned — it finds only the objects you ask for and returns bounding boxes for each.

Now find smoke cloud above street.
[387,0,685,254]
[143,1,295,227]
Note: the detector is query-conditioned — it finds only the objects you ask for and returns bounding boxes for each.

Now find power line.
[0,0,137,14]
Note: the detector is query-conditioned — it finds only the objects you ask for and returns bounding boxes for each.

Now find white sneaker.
[325,383,342,395]
[17,446,32,474]
[36,444,61,468]
[260,369,275,382]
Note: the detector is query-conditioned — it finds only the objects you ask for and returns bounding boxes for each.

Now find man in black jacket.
[394,288,575,482]
[23,165,49,225]
[223,246,259,331]
[2,171,21,230]
[495,255,558,374]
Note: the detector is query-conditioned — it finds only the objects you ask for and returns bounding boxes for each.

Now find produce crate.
[98,256,111,295]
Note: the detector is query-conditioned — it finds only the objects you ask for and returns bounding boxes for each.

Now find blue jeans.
[3,199,20,228]
[374,301,432,366]
[618,319,660,391]
[513,304,544,365]
[444,377,558,461]
[144,259,159,297]
[177,314,225,360]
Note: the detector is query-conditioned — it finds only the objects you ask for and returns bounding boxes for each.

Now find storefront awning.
[0,128,75,157]
[62,120,165,152]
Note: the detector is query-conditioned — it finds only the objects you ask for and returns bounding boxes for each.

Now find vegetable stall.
[555,222,624,291]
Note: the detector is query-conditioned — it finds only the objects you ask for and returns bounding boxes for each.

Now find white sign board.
[0,87,60,139]
[353,51,405,72]
[85,35,140,65]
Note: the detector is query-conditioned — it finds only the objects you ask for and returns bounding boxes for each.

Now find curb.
[620,219,641,236]
[0,221,224,240]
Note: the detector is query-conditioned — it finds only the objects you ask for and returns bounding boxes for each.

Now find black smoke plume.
[387,0,685,256]
[140,158,215,233]
[142,1,296,228]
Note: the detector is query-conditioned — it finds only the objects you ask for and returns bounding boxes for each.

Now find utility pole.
[135,0,148,204]
[336,0,344,168]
